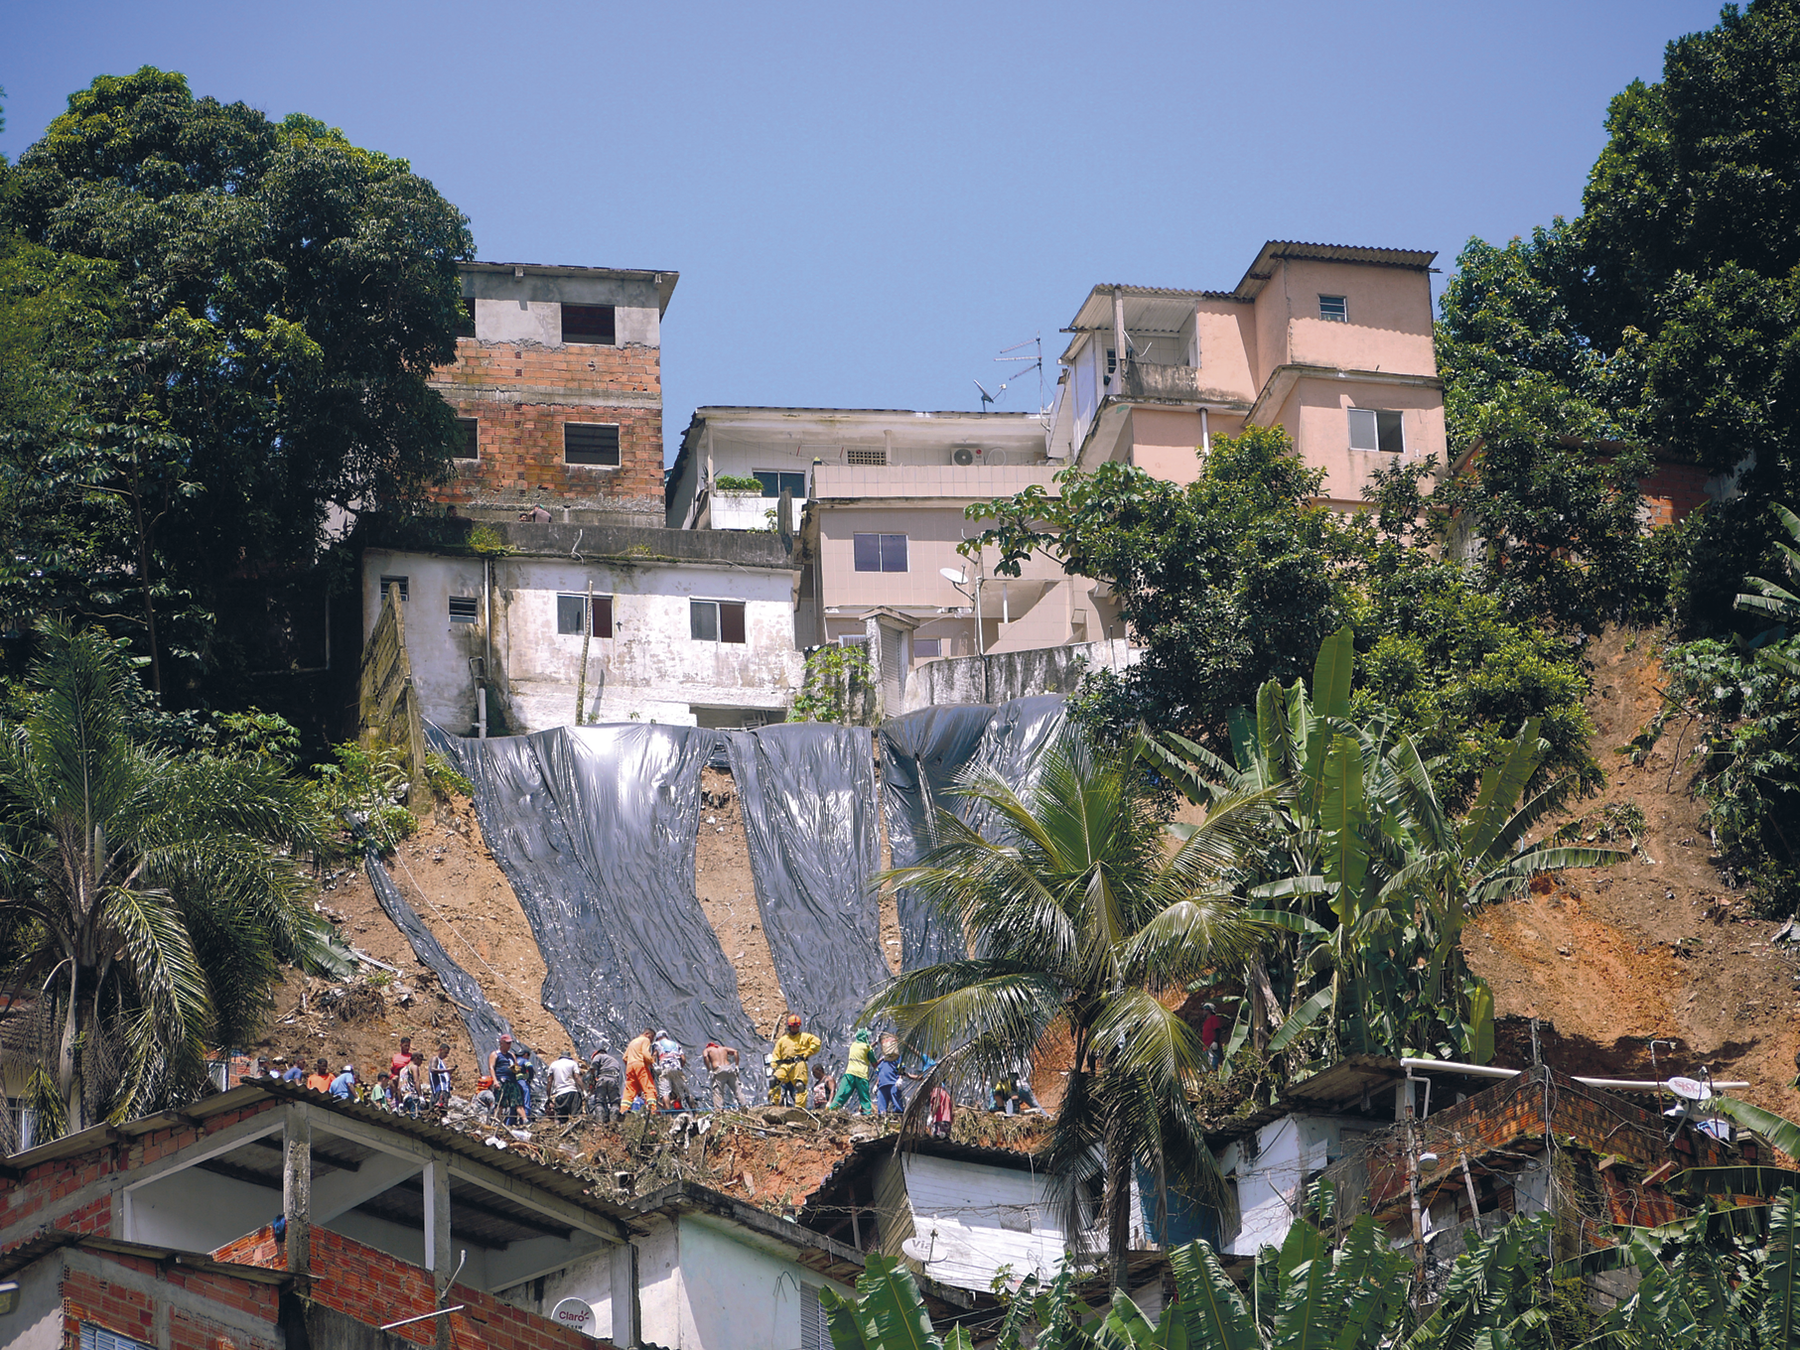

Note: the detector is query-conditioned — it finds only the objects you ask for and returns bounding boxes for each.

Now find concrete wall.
[1215,1113,1375,1256]
[1270,258,1435,383]
[1268,375,1446,508]
[7,1253,66,1350]
[902,639,1136,712]
[362,544,802,734]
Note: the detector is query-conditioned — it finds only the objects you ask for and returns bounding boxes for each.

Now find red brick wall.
[1640,461,1712,528]
[431,339,663,508]
[61,1255,282,1350]
[215,1223,614,1350]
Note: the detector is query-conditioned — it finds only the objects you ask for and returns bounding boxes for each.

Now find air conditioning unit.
[951,447,976,467]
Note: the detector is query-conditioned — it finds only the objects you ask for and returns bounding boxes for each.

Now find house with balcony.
[1050,241,1445,509]
[666,407,1129,714]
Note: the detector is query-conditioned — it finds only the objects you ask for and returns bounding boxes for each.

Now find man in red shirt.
[391,1036,416,1082]
[1199,1003,1226,1071]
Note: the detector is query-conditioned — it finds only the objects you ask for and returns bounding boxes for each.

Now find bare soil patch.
[695,766,787,1039]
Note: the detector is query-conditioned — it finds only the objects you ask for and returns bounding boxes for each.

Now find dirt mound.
[1465,627,1800,1116]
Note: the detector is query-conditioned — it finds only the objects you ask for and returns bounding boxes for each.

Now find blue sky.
[3,1,1724,454]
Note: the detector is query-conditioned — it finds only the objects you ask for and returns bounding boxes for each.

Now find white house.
[362,519,803,733]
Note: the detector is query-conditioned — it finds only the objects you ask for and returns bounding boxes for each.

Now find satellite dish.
[1666,1076,1711,1102]
[551,1298,598,1338]
[901,1237,937,1262]
[940,568,968,585]
[901,1229,975,1266]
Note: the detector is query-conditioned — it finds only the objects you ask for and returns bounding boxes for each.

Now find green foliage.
[0,621,337,1135]
[424,750,473,801]
[714,474,765,493]
[309,740,417,855]
[793,642,874,724]
[867,734,1272,1290]
[0,66,473,700]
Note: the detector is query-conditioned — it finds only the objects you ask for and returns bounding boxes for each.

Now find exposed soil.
[695,767,787,1038]
[1465,627,1800,1117]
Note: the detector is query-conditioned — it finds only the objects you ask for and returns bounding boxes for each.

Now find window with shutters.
[565,423,621,466]
[557,593,613,637]
[800,1284,828,1350]
[691,599,746,644]
[379,575,409,602]
[853,533,908,573]
[561,304,616,344]
[1347,408,1404,453]
[82,1325,155,1350]
[448,596,479,624]
[454,417,478,461]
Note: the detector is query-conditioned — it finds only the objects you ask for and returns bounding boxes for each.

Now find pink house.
[1050,241,1444,508]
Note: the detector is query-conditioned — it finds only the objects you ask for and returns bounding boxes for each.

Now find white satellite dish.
[940,567,968,585]
[550,1298,598,1338]
[901,1229,974,1266]
[1666,1076,1712,1102]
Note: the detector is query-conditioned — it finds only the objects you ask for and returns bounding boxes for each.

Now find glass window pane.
[557,594,587,634]
[1347,408,1380,451]
[914,638,941,658]
[880,535,908,572]
[755,471,781,497]
[691,600,719,641]
[853,534,881,571]
[782,472,806,496]
[719,601,747,644]
[1376,410,1405,453]
[1319,295,1348,322]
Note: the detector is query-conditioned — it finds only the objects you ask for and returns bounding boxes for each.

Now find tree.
[0,623,338,1135]
[0,67,473,699]
[866,733,1271,1292]
[1145,626,1622,1067]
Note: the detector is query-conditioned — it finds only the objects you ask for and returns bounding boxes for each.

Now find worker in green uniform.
[829,1028,875,1114]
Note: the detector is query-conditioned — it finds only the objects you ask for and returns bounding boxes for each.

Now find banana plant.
[1142,625,1623,1065]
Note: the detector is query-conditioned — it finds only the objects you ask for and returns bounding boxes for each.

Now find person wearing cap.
[280,1055,305,1085]
[546,1048,584,1120]
[771,1014,820,1107]
[623,1028,659,1114]
[702,1040,752,1111]
[1199,1002,1226,1071]
[490,1036,526,1126]
[329,1064,356,1100]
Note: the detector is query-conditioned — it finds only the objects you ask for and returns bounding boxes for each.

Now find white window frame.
[690,598,747,644]
[1348,408,1405,454]
[448,595,479,625]
[1319,294,1348,323]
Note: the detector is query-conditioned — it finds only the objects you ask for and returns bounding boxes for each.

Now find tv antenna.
[997,334,1046,415]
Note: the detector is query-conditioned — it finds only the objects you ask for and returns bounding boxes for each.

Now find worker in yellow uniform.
[830,1028,874,1114]
[771,1014,821,1106]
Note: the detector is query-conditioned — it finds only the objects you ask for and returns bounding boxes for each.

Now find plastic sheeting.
[879,696,1067,970]
[362,850,514,1054]
[722,724,889,1063]
[441,724,762,1084]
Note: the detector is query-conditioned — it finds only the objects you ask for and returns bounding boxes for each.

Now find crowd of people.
[253,1014,1048,1131]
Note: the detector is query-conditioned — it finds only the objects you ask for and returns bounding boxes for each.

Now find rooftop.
[459,260,679,314]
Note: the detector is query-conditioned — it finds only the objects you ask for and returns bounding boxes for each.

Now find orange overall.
[623,1033,659,1113]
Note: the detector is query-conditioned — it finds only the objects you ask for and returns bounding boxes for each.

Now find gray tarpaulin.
[362,849,514,1054]
[440,724,761,1086]
[722,723,889,1063]
[879,696,1067,970]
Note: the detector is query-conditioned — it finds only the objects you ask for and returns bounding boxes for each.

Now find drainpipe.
[1111,288,1126,390]
[1403,1075,1425,1284]
[482,556,493,738]
[1200,407,1210,456]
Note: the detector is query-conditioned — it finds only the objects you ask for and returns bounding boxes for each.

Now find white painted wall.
[6,1255,66,1350]
[362,550,803,734]
[900,1153,1071,1292]
[1216,1114,1372,1256]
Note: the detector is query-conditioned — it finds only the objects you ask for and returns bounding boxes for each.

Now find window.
[557,593,613,637]
[845,448,887,466]
[565,423,621,466]
[913,637,941,659]
[800,1284,827,1350]
[456,297,476,338]
[691,599,746,644]
[82,1323,155,1350]
[1347,408,1405,453]
[853,533,908,573]
[560,304,616,344]
[754,470,807,498]
[379,575,409,602]
[454,417,479,460]
[1319,294,1348,323]
[448,596,479,624]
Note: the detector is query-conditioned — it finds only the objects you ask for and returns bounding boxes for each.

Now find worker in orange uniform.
[622,1027,659,1114]
[771,1014,821,1106]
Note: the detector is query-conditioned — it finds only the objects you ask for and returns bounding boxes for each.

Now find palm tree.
[0,623,338,1137]
[866,733,1272,1293]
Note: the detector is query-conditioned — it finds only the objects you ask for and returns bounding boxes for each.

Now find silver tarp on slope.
[879,696,1067,969]
[361,850,514,1053]
[721,723,888,1065]
[441,724,761,1084]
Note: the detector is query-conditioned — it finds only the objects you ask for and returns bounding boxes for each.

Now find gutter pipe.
[1398,1058,1748,1093]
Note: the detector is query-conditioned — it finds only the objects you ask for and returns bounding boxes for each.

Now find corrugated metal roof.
[1231,241,1437,298]
[0,1229,291,1285]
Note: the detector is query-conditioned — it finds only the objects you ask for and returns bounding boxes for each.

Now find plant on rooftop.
[865,731,1272,1293]
[0,621,343,1136]
[714,474,765,494]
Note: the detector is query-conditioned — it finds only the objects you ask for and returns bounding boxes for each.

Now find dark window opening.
[448,596,479,624]
[852,533,908,573]
[1348,408,1405,454]
[1319,295,1348,322]
[379,575,409,602]
[691,599,747,643]
[754,470,807,498]
[565,423,621,466]
[914,637,941,658]
[454,417,478,460]
[561,304,616,344]
[456,297,476,337]
[557,593,614,637]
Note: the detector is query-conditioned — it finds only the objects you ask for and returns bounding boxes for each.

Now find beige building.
[666,408,1120,709]
[1051,241,1444,509]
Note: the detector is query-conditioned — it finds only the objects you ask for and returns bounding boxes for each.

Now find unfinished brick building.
[432,262,677,520]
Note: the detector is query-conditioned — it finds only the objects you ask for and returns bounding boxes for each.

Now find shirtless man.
[703,1041,753,1111]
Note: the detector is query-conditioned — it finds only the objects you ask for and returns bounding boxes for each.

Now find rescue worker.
[589,1045,623,1121]
[771,1014,821,1106]
[830,1029,875,1114]
[654,1030,690,1109]
[703,1040,753,1110]
[623,1027,659,1114]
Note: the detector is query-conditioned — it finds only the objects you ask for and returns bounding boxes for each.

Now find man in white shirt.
[546,1050,585,1121]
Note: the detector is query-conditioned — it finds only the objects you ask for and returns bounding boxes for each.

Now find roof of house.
[798,1133,1048,1228]
[635,1180,868,1284]
[0,1227,292,1286]
[459,260,679,314]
